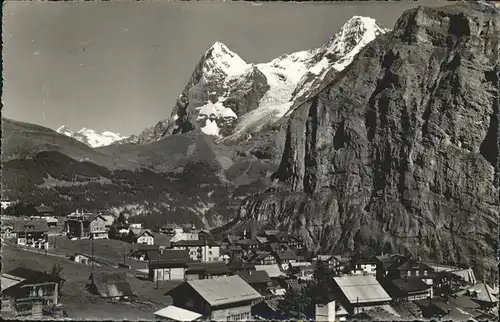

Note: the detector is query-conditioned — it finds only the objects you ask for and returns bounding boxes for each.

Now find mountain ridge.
[56,125,138,148]
[138,16,389,143]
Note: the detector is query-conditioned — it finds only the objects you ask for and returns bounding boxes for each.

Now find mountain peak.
[202,41,250,78]
[56,125,73,133]
[56,125,134,148]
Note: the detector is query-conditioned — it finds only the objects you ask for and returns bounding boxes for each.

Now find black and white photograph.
[1,0,499,320]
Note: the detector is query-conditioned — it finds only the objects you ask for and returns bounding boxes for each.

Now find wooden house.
[1,267,64,318]
[65,213,108,240]
[165,275,262,320]
[237,270,271,295]
[12,220,49,249]
[148,249,194,282]
[185,262,231,280]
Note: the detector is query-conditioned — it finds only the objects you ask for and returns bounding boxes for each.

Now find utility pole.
[91,240,95,271]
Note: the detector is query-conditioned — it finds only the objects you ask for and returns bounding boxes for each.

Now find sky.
[2,0,446,136]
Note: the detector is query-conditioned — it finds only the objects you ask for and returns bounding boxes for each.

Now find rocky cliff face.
[238,3,499,280]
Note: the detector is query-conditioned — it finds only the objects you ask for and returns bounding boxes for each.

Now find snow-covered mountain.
[56,126,138,148]
[138,16,389,143]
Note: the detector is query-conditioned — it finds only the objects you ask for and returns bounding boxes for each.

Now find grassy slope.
[1,243,171,320]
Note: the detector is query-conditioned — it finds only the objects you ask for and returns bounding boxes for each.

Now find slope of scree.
[236,3,500,281]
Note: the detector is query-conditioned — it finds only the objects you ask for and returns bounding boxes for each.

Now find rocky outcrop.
[237,3,500,280]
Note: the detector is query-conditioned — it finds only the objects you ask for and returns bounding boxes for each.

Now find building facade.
[171,240,221,262]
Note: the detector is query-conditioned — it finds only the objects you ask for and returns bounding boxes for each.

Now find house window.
[416,271,419,276]
[407,271,411,277]
[424,270,428,276]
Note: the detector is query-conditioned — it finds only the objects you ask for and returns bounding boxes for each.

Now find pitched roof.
[35,206,54,213]
[135,244,159,252]
[172,239,220,247]
[90,271,135,298]
[255,264,286,279]
[149,250,193,268]
[227,257,255,272]
[468,283,499,303]
[153,305,202,321]
[238,270,271,284]
[136,229,154,238]
[392,278,432,293]
[186,275,262,306]
[333,275,392,304]
[235,238,260,246]
[12,220,49,232]
[186,262,231,275]
[393,260,434,272]
[256,236,268,244]
[6,267,63,284]
[1,274,26,291]
[273,249,298,261]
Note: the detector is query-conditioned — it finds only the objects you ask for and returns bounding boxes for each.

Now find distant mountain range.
[56,126,138,148]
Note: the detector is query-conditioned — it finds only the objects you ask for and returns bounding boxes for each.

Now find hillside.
[235,2,500,281]
[1,118,274,227]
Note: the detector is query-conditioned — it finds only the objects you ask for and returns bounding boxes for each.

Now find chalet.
[1,267,64,318]
[65,213,108,240]
[227,257,256,275]
[13,220,49,249]
[386,278,433,301]
[185,262,231,280]
[373,254,407,278]
[272,249,298,270]
[235,239,260,254]
[386,259,435,285]
[129,245,160,261]
[148,249,194,282]
[287,234,305,251]
[88,271,135,300]
[221,245,244,260]
[250,251,277,266]
[171,239,221,262]
[160,224,177,236]
[332,275,392,315]
[254,264,287,280]
[34,206,54,217]
[237,270,271,295]
[153,305,203,321]
[165,275,263,321]
[128,229,155,245]
[350,257,378,275]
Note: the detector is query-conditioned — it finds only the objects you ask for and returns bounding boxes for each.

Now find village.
[1,203,499,321]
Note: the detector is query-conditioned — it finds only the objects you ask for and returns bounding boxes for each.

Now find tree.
[308,261,337,304]
[278,287,311,318]
[50,264,65,289]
